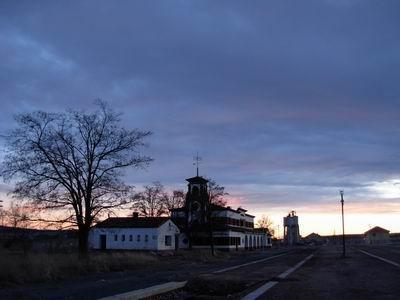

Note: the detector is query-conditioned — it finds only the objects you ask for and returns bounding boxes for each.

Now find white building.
[172,204,272,251]
[89,175,273,252]
[89,214,180,251]
[171,176,272,251]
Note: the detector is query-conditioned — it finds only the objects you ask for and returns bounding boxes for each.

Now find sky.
[1,0,400,236]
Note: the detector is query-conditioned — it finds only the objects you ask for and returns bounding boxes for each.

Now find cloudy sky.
[1,0,400,235]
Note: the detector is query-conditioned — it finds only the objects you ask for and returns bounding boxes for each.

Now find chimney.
[133,212,139,219]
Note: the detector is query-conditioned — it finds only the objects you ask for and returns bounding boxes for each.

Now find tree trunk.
[78,226,89,257]
[209,217,215,256]
[210,231,215,256]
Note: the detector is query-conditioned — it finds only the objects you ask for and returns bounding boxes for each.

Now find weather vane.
[193,152,202,176]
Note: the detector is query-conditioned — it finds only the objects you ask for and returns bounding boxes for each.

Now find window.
[137,235,141,242]
[122,234,125,241]
[129,235,133,242]
[153,235,157,240]
[165,235,172,246]
[114,234,118,241]
[228,237,241,245]
[145,235,148,242]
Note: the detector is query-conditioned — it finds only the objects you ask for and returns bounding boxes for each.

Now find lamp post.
[340,190,345,258]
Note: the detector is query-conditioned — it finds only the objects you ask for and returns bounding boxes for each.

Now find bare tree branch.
[132,181,168,217]
[207,178,228,207]
[256,215,275,235]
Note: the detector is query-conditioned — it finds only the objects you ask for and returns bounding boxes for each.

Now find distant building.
[0,226,77,251]
[303,232,325,245]
[283,211,300,245]
[390,232,400,243]
[171,175,271,250]
[364,226,390,245]
[89,214,180,251]
[306,227,395,246]
[325,234,364,245]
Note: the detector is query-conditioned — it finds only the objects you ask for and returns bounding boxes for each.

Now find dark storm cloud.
[1,0,400,210]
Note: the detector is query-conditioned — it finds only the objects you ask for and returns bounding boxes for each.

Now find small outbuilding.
[89,214,180,251]
[364,226,390,245]
[303,232,325,245]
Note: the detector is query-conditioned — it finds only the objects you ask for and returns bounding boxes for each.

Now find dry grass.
[0,248,158,286]
[171,249,232,262]
[0,248,238,286]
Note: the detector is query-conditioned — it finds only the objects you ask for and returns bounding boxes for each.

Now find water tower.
[283,211,300,246]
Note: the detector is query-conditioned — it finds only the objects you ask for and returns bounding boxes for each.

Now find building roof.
[95,217,171,228]
[304,232,322,239]
[211,204,255,217]
[254,227,272,235]
[364,226,390,235]
[186,176,209,184]
[170,204,255,218]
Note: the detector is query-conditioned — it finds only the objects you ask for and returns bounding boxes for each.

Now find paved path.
[251,245,400,300]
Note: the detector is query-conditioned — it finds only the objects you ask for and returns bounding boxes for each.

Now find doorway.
[100,234,107,250]
[175,234,179,250]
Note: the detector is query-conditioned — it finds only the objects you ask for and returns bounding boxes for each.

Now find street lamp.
[340,191,345,258]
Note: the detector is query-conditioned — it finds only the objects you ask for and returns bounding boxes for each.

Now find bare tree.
[133,181,168,217]
[165,189,185,212]
[256,215,275,235]
[205,178,228,255]
[6,201,31,228]
[0,101,152,254]
[207,178,228,207]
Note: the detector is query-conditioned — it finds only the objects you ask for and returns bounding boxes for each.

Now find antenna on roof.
[193,152,202,177]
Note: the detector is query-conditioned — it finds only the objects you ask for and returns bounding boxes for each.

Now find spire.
[193,152,202,177]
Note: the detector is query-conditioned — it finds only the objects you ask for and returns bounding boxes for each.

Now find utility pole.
[340,190,345,258]
[208,181,215,256]
[0,200,3,226]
